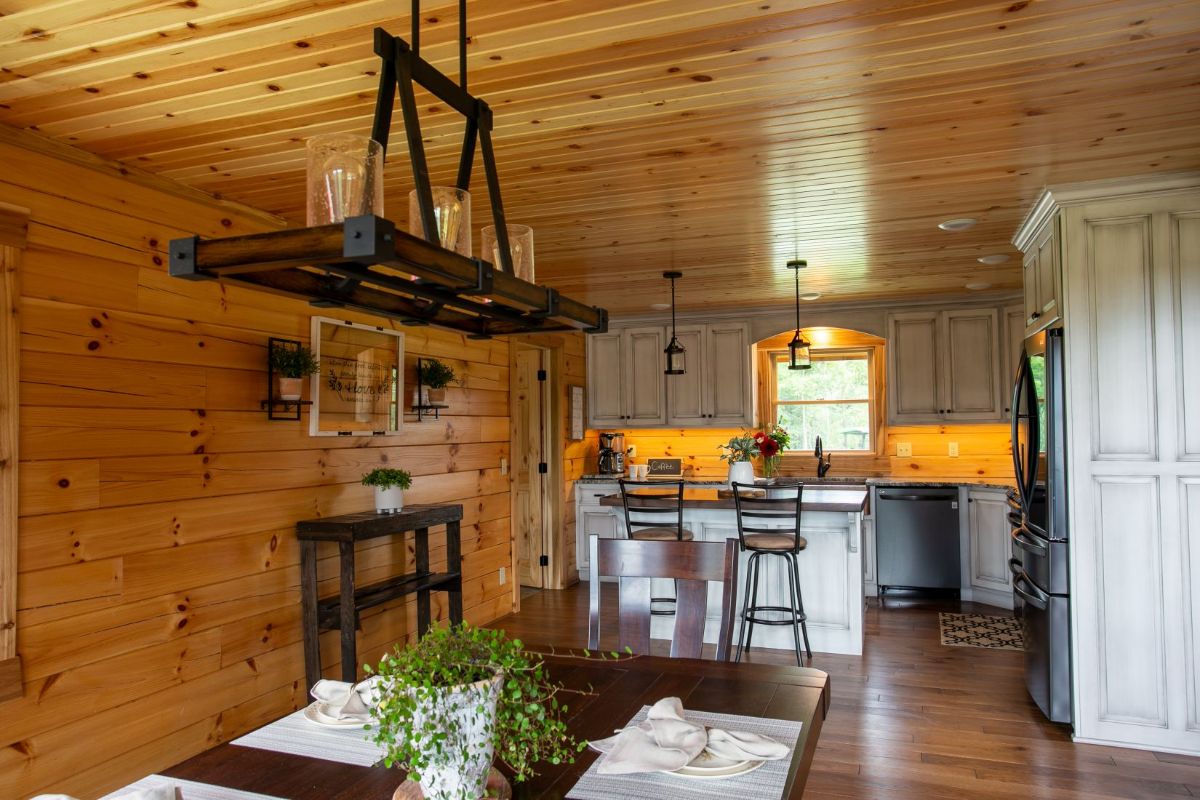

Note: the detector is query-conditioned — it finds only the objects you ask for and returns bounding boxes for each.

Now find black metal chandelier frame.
[168,0,608,338]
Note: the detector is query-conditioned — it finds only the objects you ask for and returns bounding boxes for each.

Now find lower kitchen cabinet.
[966,487,1013,608]
[575,484,620,576]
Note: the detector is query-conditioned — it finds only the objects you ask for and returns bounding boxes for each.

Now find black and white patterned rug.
[938,612,1024,650]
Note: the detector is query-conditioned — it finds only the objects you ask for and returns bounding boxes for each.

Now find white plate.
[670,749,765,779]
[302,701,369,727]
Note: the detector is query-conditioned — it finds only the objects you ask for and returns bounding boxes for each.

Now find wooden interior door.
[513,346,547,588]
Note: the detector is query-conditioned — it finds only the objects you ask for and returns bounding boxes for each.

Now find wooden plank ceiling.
[0,0,1197,315]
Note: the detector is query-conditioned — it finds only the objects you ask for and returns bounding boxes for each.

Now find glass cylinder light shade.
[481,224,535,283]
[408,187,472,257]
[789,331,812,370]
[305,134,384,226]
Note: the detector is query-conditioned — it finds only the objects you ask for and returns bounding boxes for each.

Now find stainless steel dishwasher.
[875,486,961,593]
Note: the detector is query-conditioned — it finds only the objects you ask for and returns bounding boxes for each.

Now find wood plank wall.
[0,137,516,798]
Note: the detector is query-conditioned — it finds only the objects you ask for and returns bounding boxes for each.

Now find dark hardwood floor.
[490,584,1200,799]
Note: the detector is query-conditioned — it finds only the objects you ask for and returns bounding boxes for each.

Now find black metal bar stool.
[619,479,693,615]
[731,481,812,665]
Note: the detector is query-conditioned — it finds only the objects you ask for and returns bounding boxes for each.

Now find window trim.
[763,346,884,456]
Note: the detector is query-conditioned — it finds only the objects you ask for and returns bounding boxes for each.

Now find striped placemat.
[566,707,802,800]
[231,708,387,767]
[100,774,284,800]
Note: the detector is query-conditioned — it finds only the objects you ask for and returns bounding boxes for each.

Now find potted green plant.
[270,344,320,401]
[719,432,758,486]
[368,623,581,800]
[416,358,458,405]
[361,467,412,513]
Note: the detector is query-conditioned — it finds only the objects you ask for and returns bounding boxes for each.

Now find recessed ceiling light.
[650,302,671,311]
[799,292,821,301]
[977,253,1010,265]
[965,281,992,291]
[938,218,977,232]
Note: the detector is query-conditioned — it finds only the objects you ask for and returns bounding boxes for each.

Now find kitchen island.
[593,486,868,655]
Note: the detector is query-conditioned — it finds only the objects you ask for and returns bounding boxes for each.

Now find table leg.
[300,540,320,691]
[415,527,430,636]
[338,540,357,683]
[447,520,463,624]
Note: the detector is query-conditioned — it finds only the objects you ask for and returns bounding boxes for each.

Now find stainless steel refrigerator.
[1009,326,1072,725]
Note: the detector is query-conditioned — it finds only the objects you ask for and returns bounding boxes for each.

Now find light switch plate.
[896,442,912,457]
[498,567,506,585]
[948,442,959,457]
[500,457,508,475]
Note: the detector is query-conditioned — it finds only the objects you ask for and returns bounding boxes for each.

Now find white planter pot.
[409,674,503,800]
[727,460,755,488]
[278,376,303,401]
[374,486,404,514]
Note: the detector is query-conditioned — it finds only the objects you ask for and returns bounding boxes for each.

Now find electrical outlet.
[498,567,506,585]
[948,442,959,457]
[499,457,508,475]
[896,442,912,457]
[627,444,637,458]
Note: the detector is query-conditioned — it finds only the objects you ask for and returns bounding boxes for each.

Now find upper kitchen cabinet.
[887,307,1004,424]
[587,321,752,428]
[669,322,753,426]
[586,326,667,427]
[1021,214,1062,335]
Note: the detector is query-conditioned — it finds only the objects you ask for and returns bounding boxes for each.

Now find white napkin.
[309,675,381,720]
[589,697,790,775]
[590,697,707,774]
[35,787,180,800]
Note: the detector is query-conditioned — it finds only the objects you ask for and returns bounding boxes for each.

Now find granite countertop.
[577,474,1014,492]
[596,487,869,513]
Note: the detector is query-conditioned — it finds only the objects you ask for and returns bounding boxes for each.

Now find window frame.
[764,346,883,455]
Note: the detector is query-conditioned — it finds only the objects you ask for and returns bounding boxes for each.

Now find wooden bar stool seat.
[629,526,695,541]
[731,481,812,665]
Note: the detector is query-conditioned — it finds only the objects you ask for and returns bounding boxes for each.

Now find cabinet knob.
[1031,311,1041,319]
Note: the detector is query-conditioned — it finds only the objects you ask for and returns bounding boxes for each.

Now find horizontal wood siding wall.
[0,139,513,798]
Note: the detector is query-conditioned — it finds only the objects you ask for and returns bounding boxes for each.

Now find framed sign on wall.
[309,317,404,436]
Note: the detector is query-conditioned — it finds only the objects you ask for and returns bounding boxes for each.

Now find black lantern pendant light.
[663,270,686,375]
[787,259,811,370]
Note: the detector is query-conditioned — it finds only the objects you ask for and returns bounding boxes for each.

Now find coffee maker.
[597,432,626,475]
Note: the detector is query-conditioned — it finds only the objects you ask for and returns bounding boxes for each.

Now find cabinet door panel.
[943,309,1002,420]
[623,326,667,425]
[888,312,941,423]
[586,332,624,427]
[1036,217,1061,322]
[969,491,1012,593]
[666,325,707,426]
[1003,304,1025,419]
[1023,251,1040,329]
[706,322,753,425]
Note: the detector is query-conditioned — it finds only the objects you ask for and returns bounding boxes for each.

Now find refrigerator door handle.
[1011,527,1048,556]
[1013,573,1049,610]
[1009,557,1024,577]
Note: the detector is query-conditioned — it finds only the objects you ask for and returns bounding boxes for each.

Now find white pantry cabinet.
[886,307,1004,424]
[1014,173,1200,755]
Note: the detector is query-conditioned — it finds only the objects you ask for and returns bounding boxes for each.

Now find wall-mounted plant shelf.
[411,356,449,421]
[264,337,313,421]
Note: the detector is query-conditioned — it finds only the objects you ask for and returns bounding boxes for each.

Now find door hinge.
[536,369,547,382]
[539,555,549,567]
[537,462,548,474]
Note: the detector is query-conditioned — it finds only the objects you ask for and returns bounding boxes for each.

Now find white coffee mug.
[627,465,638,479]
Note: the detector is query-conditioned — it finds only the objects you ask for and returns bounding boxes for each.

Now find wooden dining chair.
[587,535,739,660]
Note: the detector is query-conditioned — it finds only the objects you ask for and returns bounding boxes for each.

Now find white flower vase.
[728,460,755,487]
[374,485,404,514]
[407,674,503,800]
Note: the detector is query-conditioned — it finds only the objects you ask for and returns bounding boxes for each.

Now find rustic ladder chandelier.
[168,0,607,338]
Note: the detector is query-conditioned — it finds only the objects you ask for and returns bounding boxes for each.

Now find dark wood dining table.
[164,651,830,799]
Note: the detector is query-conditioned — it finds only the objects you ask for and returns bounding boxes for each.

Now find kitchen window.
[769,349,876,452]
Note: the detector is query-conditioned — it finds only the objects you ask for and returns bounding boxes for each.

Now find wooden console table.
[296,504,464,689]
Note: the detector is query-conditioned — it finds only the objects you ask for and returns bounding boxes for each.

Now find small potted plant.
[270,343,320,401]
[719,432,758,486]
[368,623,581,800]
[361,467,412,513]
[754,423,791,478]
[415,358,458,405]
